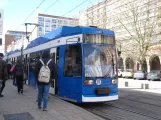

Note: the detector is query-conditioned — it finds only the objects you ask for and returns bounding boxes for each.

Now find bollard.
[145,84,149,89]
[26,80,29,85]
[141,84,144,89]
[125,82,128,87]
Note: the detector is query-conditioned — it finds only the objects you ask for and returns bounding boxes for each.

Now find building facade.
[79,0,161,72]
[5,34,15,53]
[37,14,79,37]
[7,30,31,41]
[6,13,79,53]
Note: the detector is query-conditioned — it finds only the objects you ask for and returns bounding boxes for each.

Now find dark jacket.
[7,63,12,73]
[0,58,7,81]
[14,63,24,77]
[35,51,56,85]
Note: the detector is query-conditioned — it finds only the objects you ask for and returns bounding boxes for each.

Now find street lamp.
[21,23,39,60]
[24,23,39,42]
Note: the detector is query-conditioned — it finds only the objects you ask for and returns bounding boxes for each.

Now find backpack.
[38,59,52,83]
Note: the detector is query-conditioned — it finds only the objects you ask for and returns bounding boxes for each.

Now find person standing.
[35,50,56,111]
[0,53,7,97]
[14,59,24,94]
[7,61,12,79]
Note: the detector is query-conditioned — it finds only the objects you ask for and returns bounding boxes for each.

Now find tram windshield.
[83,44,116,78]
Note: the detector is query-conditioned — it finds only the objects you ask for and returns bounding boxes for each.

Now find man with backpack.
[0,53,7,97]
[35,50,56,111]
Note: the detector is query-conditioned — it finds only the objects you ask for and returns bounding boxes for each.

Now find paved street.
[0,80,103,120]
[80,85,161,120]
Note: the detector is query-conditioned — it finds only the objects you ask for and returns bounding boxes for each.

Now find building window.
[45,18,50,22]
[52,24,57,28]
[38,17,44,22]
[64,45,82,77]
[38,22,44,26]
[45,26,50,32]
[45,24,49,27]
[58,20,62,24]
[52,19,57,23]
[45,22,50,27]
[38,27,43,31]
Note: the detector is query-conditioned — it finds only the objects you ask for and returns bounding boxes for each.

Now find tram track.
[80,102,161,120]
[78,90,161,120]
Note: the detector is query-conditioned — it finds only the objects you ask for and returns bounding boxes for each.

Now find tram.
[5,26,118,103]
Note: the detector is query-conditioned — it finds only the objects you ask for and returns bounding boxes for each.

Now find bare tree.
[101,1,107,29]
[86,6,95,26]
[116,0,159,69]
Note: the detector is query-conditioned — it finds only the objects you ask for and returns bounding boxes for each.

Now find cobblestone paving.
[0,80,104,120]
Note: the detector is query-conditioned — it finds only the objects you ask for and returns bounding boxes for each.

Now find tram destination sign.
[83,34,115,44]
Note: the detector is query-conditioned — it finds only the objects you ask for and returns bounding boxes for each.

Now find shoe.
[43,108,48,111]
[0,94,4,97]
[38,106,41,109]
[21,90,23,94]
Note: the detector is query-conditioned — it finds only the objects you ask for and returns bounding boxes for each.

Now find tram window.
[64,45,82,77]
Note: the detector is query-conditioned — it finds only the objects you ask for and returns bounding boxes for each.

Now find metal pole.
[21,36,24,61]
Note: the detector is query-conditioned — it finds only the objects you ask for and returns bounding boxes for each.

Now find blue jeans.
[37,84,50,109]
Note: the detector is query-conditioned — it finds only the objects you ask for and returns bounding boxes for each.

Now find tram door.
[50,48,57,94]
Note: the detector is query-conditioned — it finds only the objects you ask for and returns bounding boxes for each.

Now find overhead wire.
[42,0,60,13]
[15,0,46,31]
[23,0,61,40]
[62,0,89,17]
[17,0,92,40]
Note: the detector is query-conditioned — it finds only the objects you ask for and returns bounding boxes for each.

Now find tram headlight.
[84,80,94,85]
[112,79,118,84]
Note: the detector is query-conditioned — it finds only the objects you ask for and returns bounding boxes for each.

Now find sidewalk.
[118,78,161,95]
[0,80,104,120]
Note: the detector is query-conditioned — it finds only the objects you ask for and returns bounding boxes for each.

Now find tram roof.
[6,26,115,55]
[25,26,114,49]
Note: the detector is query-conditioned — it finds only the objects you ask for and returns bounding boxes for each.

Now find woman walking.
[14,59,24,94]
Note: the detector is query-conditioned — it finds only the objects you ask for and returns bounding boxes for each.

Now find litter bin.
[125,81,128,87]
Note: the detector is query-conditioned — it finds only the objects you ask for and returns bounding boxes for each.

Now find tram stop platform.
[0,80,104,120]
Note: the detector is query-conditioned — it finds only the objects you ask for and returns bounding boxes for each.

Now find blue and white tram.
[5,26,118,103]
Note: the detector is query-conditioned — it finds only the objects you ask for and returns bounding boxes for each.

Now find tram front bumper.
[82,95,118,102]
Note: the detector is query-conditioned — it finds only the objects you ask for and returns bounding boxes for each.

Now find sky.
[0,0,102,34]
